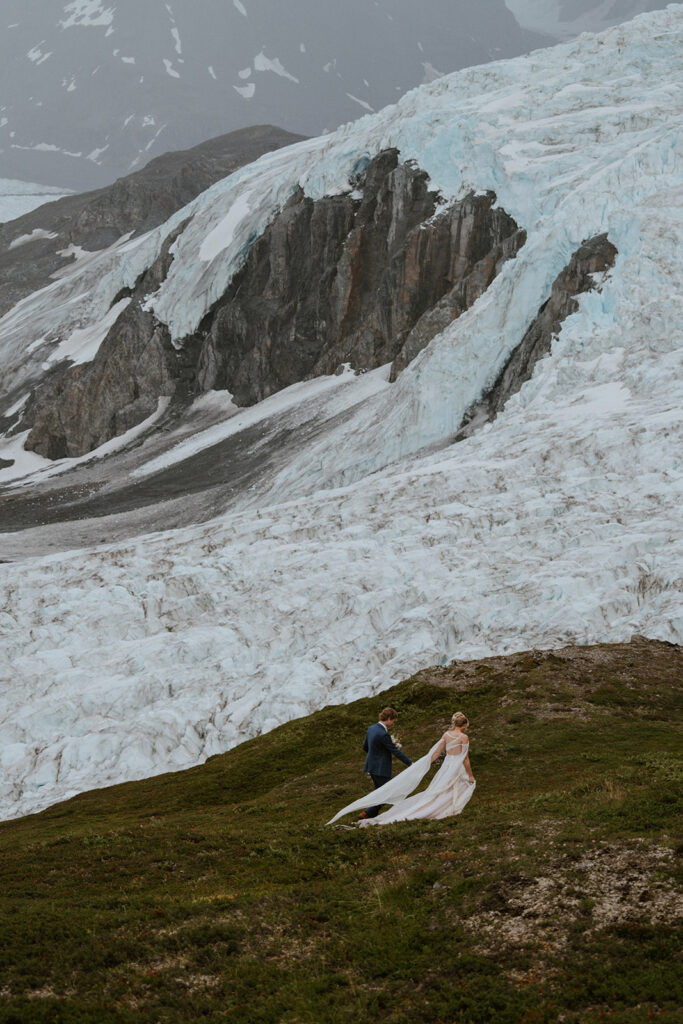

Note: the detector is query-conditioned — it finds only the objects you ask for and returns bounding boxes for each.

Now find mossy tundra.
[0,637,681,1023]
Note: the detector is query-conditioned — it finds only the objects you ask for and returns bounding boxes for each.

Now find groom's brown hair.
[379,707,398,721]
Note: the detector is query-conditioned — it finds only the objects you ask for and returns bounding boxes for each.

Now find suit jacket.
[363,722,412,777]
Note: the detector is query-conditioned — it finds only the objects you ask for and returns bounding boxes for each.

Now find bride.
[328,711,475,826]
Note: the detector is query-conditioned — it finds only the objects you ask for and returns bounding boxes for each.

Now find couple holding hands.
[329,706,475,827]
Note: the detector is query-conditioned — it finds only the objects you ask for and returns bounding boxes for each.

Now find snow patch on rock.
[8,228,58,249]
[59,2,115,31]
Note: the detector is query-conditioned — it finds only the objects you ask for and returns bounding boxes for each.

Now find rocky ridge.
[17,150,526,459]
[1,162,619,519]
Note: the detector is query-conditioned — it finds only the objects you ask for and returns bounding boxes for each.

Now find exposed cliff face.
[193,151,525,405]
[389,195,526,381]
[20,231,181,460]
[20,150,525,459]
[455,233,618,439]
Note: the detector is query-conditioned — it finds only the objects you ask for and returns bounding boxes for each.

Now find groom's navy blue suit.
[363,722,412,817]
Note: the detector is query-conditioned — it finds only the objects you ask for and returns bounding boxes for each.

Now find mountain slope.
[0,125,303,319]
[0,639,680,1023]
[0,8,681,821]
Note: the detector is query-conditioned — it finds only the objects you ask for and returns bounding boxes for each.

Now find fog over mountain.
[0,1,666,193]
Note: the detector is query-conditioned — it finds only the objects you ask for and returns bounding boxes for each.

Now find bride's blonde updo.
[451,711,469,730]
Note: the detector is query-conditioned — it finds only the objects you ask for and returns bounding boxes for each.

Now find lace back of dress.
[444,731,467,751]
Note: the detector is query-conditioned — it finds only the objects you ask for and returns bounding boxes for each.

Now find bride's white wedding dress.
[328,732,475,826]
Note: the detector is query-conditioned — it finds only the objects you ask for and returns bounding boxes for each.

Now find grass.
[0,637,681,1023]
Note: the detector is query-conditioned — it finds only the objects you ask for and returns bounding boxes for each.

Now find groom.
[360,706,413,819]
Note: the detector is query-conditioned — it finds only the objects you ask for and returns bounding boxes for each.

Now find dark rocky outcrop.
[455,233,618,439]
[192,154,525,403]
[20,227,185,459]
[20,149,525,459]
[388,196,526,381]
[0,126,305,319]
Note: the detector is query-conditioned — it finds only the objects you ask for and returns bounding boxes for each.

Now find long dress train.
[328,734,475,826]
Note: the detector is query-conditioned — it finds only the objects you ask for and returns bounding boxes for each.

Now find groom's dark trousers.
[363,722,412,818]
[366,773,391,818]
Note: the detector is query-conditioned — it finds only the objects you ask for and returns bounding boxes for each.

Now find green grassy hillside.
[0,637,681,1024]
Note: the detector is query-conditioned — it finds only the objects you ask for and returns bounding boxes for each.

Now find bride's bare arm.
[464,752,474,782]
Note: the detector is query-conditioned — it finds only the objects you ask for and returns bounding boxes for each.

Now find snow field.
[0,178,69,222]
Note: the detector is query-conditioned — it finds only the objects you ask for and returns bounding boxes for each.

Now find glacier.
[0,7,681,820]
[0,177,70,223]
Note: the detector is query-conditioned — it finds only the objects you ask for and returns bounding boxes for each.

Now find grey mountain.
[0,0,588,192]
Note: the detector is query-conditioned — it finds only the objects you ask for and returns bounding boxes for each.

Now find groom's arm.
[379,730,412,766]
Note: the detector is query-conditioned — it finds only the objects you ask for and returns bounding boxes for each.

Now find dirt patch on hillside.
[463,842,680,957]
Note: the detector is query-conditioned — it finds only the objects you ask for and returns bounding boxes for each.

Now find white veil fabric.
[327,739,444,825]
